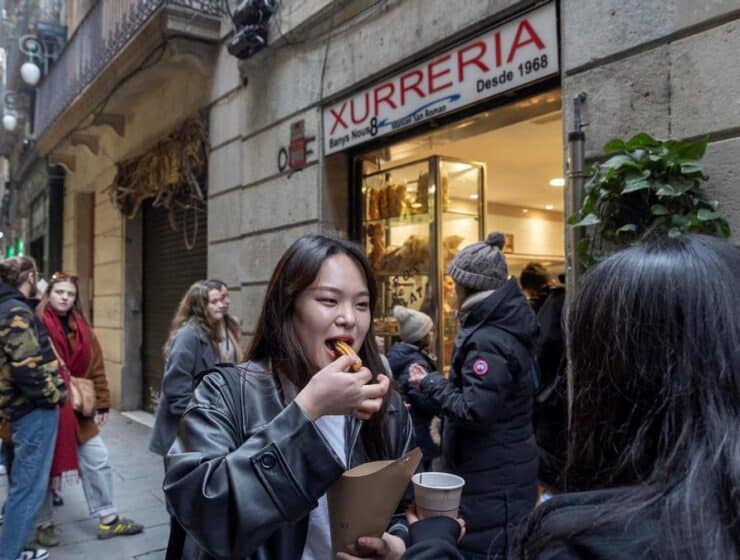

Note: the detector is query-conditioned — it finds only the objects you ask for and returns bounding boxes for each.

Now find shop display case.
[360,156,485,373]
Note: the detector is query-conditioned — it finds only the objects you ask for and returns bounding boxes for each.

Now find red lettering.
[350,92,370,124]
[329,103,348,134]
[400,70,426,105]
[507,19,545,63]
[373,82,397,115]
[457,41,490,81]
[494,31,502,67]
[428,55,453,94]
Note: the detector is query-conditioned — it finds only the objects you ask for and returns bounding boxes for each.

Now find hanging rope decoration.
[107,116,208,250]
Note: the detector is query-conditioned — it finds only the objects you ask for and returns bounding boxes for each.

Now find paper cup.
[411,472,465,519]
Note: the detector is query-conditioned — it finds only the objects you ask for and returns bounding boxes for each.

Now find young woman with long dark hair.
[402,234,740,559]
[164,234,415,559]
[519,234,740,559]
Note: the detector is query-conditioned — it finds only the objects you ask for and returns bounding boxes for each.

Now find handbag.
[49,339,97,417]
[70,375,96,417]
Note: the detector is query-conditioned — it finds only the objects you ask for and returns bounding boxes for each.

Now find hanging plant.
[569,132,731,266]
[107,116,208,250]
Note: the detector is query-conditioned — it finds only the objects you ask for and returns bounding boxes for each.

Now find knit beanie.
[447,232,508,291]
[393,305,433,344]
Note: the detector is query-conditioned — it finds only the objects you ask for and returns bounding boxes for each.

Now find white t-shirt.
[301,414,346,560]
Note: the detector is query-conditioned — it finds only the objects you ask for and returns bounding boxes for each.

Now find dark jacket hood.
[462,278,539,350]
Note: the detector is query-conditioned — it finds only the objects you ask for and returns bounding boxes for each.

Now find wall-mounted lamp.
[2,114,17,132]
[19,33,62,86]
[2,92,21,132]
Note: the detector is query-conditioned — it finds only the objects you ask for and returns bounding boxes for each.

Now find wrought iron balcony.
[34,0,222,149]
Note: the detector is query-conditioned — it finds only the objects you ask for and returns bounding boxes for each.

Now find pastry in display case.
[360,156,484,373]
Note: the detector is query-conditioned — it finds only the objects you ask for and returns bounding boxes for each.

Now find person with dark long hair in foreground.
[164,235,415,559]
[402,234,740,559]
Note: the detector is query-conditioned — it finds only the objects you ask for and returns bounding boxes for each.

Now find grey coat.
[149,323,218,456]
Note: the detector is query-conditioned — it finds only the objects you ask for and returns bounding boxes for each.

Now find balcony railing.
[34,0,222,139]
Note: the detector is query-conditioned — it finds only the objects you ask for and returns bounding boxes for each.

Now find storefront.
[324,2,563,370]
[14,160,64,276]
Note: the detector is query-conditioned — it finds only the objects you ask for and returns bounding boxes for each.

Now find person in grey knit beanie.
[447,231,508,292]
[393,305,434,344]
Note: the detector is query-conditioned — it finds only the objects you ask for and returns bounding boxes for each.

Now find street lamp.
[2,114,17,132]
[2,92,20,132]
[19,34,58,86]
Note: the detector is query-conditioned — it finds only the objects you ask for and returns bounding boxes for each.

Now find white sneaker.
[16,548,49,560]
[0,464,6,475]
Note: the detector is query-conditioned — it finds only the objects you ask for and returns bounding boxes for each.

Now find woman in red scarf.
[34,273,143,547]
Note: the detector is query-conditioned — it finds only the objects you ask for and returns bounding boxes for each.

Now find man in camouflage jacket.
[0,264,66,560]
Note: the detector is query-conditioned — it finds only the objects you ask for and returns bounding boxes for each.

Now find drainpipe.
[565,92,587,432]
[565,92,587,294]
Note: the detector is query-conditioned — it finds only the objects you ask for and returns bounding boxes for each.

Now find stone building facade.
[7,0,738,410]
[209,0,740,352]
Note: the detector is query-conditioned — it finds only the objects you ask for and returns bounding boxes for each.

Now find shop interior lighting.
[469,193,479,199]
[545,204,555,210]
[522,208,529,213]
[549,177,565,187]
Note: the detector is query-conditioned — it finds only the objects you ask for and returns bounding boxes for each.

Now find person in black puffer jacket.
[387,306,440,470]
[409,232,539,560]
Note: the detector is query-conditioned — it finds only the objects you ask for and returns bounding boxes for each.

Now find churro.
[334,340,362,371]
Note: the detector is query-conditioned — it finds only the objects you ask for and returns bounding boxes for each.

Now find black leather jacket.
[164,359,416,559]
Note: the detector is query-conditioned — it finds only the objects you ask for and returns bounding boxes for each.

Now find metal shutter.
[142,201,207,412]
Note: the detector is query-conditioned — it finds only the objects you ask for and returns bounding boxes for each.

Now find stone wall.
[92,188,124,409]
[561,0,740,241]
[207,0,539,340]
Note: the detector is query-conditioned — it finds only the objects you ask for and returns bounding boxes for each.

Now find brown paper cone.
[327,447,422,555]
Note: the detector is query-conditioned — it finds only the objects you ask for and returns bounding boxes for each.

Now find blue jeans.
[0,408,58,560]
[37,434,116,524]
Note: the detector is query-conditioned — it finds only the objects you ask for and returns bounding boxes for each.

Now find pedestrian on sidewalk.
[149,280,229,559]
[164,235,414,560]
[35,272,143,545]
[208,279,244,363]
[386,306,440,470]
[408,232,540,560]
[0,256,66,560]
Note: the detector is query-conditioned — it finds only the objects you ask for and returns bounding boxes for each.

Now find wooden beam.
[93,113,125,137]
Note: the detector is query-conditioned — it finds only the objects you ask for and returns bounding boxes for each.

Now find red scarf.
[42,308,93,487]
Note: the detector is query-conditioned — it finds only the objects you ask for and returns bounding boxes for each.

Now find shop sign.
[277,119,316,172]
[323,2,558,154]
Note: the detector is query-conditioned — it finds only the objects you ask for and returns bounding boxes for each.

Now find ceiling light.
[469,193,479,200]
[522,209,529,213]
[545,204,554,210]
[549,177,565,187]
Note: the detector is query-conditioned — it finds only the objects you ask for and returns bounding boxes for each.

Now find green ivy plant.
[569,132,731,266]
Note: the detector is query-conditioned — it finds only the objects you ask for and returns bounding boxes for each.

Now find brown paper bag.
[327,447,422,555]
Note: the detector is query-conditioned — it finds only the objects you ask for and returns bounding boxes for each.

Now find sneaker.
[36,523,60,547]
[52,492,64,507]
[16,548,49,560]
[97,516,144,540]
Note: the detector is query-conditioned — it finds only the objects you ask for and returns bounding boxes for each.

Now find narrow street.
[1,412,168,560]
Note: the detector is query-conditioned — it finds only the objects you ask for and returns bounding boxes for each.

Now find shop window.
[358,89,564,372]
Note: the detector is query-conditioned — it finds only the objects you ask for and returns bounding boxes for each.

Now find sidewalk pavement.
[1,411,168,560]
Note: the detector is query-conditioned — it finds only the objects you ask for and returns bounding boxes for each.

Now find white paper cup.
[412,472,465,519]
